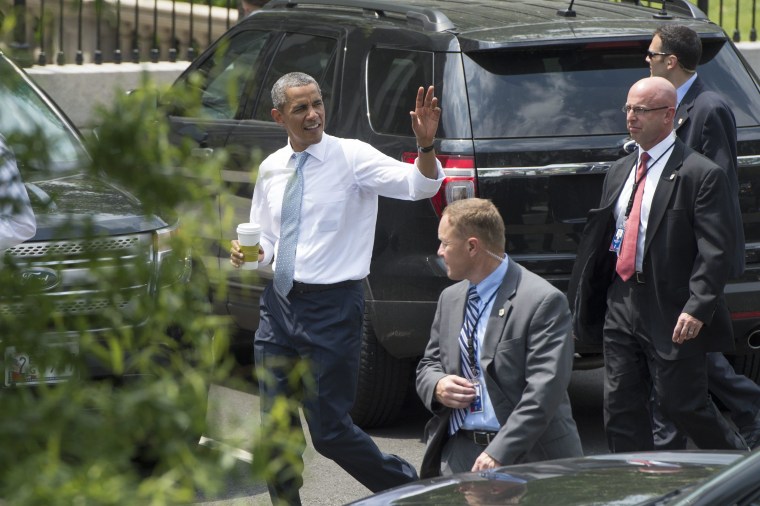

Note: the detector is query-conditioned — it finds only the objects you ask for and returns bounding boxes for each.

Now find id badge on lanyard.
[610,225,624,254]
[470,378,484,414]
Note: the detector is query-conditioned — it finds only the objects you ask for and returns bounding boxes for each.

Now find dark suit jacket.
[568,138,737,359]
[416,260,582,479]
[675,76,744,276]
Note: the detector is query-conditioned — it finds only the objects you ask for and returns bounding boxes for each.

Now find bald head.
[625,77,676,150]
[631,77,677,107]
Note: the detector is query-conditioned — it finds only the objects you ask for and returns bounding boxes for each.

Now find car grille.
[2,234,154,325]
[5,236,141,257]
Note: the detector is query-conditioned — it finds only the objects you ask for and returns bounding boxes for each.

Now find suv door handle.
[192,147,214,158]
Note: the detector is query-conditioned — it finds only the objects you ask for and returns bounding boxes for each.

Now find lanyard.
[465,288,499,377]
[624,143,675,218]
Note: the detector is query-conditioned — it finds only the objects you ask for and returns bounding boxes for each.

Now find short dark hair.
[271,72,322,110]
[654,24,702,72]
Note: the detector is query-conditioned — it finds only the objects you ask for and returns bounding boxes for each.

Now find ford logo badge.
[18,268,60,291]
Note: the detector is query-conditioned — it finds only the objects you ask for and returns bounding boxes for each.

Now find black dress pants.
[602,276,745,452]
[254,281,418,505]
[652,351,760,449]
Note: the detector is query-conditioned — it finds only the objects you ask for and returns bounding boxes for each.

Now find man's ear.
[271,108,283,124]
[467,237,478,255]
[667,54,679,71]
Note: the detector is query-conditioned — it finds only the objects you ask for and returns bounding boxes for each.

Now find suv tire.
[351,309,412,428]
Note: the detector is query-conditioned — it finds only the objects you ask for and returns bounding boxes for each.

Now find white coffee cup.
[237,222,261,270]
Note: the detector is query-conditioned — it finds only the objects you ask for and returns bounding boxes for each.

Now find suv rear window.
[463,40,760,139]
[464,44,647,138]
[699,40,760,128]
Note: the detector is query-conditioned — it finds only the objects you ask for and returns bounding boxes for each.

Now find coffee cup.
[236,222,261,270]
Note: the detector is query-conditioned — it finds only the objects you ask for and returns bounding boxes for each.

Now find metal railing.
[2,0,759,67]
[3,0,241,66]
[639,0,759,41]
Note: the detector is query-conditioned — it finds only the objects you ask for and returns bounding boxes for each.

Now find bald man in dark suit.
[570,77,747,452]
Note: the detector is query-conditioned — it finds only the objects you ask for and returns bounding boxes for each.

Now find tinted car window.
[0,57,86,174]
[464,44,650,138]
[194,30,270,119]
[699,39,760,127]
[253,33,338,121]
[367,48,433,135]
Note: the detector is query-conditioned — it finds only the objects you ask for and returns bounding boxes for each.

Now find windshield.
[463,39,760,139]
[0,54,88,177]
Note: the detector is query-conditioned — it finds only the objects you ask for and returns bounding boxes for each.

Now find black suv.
[167,0,760,427]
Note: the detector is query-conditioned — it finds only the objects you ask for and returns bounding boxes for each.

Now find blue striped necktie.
[449,285,481,435]
[274,151,309,296]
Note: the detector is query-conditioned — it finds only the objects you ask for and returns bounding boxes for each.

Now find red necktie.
[616,152,650,281]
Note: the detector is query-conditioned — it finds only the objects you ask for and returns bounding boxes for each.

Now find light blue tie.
[274,151,309,297]
[449,285,481,435]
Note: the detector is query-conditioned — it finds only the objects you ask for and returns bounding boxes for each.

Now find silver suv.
[0,51,194,393]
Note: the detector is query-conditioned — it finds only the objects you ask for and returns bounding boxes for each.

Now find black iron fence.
[3,0,241,66]
[639,0,758,41]
[1,0,758,67]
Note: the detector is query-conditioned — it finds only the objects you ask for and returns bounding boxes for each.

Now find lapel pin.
[498,308,505,317]
[677,118,684,126]
[668,173,676,180]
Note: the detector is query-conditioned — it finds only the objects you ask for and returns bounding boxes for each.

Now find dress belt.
[290,279,360,293]
[457,429,499,446]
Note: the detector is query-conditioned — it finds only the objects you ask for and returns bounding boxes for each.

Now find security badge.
[610,225,624,254]
[470,377,484,414]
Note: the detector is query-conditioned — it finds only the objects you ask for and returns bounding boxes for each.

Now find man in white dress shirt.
[0,135,36,251]
[230,72,443,504]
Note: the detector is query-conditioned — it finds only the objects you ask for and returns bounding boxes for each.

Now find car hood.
[350,452,744,505]
[26,173,170,240]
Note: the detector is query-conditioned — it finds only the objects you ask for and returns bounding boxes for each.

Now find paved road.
[194,367,607,505]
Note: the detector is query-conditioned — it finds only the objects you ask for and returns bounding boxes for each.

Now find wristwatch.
[417,143,435,153]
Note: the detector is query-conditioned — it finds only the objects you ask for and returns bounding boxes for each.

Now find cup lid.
[237,222,261,234]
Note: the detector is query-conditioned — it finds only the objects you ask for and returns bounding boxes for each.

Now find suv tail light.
[402,152,476,217]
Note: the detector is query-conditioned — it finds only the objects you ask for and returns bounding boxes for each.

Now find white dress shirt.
[614,131,676,272]
[0,136,36,251]
[250,133,444,284]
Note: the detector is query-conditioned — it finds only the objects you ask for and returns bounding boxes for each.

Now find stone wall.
[28,61,188,128]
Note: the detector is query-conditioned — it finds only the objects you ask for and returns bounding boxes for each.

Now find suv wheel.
[351,309,412,428]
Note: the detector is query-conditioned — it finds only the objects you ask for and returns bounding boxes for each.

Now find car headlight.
[154,221,192,289]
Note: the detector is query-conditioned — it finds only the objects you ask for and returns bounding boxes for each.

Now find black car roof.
[261,0,726,50]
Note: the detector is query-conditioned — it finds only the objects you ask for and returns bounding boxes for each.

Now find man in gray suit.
[416,198,582,478]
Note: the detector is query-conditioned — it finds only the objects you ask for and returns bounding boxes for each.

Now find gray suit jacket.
[416,259,582,478]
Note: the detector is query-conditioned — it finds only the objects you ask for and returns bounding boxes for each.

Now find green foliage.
[0,70,302,503]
